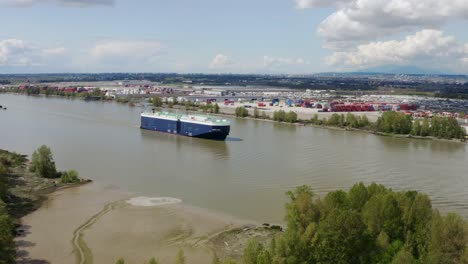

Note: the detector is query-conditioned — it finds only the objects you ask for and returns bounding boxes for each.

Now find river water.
[1,94,467,222]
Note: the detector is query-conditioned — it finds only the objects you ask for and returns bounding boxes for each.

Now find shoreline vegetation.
[1,91,466,143]
[0,147,88,263]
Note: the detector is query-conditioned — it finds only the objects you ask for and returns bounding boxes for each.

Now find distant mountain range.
[356,65,455,75]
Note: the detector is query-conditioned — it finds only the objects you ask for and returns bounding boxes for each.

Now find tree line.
[376,112,466,139]
[310,112,466,140]
[1,86,104,98]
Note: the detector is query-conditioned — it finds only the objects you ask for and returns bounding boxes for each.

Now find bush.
[61,170,80,184]
[235,107,249,117]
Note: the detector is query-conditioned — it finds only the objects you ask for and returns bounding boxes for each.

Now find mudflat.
[16,183,130,264]
[16,183,251,264]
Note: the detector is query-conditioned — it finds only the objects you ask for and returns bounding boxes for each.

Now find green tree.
[359,115,370,127]
[286,111,298,123]
[426,212,467,263]
[152,96,163,107]
[235,107,248,117]
[327,113,341,126]
[115,258,125,264]
[214,103,220,114]
[0,200,15,264]
[29,145,58,178]
[253,107,260,118]
[174,249,185,264]
[242,239,264,264]
[392,248,416,264]
[347,113,359,128]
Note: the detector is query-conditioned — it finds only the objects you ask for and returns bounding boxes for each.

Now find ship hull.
[140,116,230,140]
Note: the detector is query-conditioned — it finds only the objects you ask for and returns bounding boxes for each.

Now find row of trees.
[3,86,104,98]
[313,113,371,128]
[376,112,467,139]
[411,116,467,139]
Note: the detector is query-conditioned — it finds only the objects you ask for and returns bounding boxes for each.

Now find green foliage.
[213,103,220,114]
[115,258,125,264]
[376,111,413,134]
[61,169,80,183]
[243,239,265,264]
[392,248,416,264]
[253,107,260,118]
[174,248,185,264]
[273,110,298,123]
[152,96,163,107]
[147,257,159,264]
[0,200,15,264]
[29,145,58,178]
[0,164,6,175]
[236,183,468,264]
[235,107,249,117]
[212,253,220,264]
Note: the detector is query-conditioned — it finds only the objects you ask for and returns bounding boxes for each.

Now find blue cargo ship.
[140,110,230,140]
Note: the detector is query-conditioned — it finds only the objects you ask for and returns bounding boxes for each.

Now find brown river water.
[1,94,467,223]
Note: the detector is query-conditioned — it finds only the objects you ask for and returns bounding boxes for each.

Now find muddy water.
[1,94,467,224]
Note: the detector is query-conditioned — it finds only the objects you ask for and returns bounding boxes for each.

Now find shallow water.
[1,94,467,222]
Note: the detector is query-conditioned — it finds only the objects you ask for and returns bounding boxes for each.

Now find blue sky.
[0,0,467,74]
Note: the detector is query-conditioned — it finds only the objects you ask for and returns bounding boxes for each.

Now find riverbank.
[191,106,468,144]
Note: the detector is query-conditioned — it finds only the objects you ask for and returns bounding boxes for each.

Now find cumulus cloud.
[209,54,234,69]
[1,0,114,7]
[300,0,468,49]
[326,30,468,70]
[0,38,67,68]
[263,56,307,67]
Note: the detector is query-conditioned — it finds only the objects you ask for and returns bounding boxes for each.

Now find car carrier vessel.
[140,110,230,140]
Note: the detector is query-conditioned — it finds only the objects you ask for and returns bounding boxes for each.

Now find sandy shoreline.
[16,183,254,264]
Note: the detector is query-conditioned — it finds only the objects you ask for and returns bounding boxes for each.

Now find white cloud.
[263,55,307,67]
[42,47,66,55]
[300,0,468,49]
[209,54,234,69]
[1,0,114,7]
[326,30,467,70]
[0,38,67,67]
[90,40,163,60]
[295,0,346,9]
